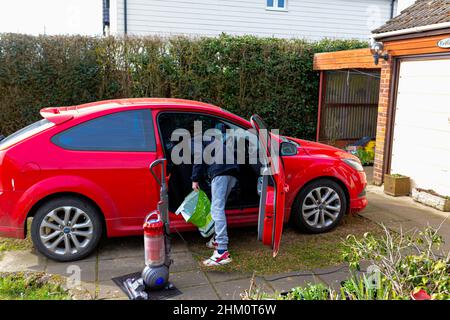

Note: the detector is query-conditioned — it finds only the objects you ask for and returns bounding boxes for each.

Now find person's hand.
[192,182,200,192]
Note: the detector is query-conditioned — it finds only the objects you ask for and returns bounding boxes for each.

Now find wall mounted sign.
[437,37,450,49]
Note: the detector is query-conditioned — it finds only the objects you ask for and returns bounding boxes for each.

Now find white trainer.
[202,250,232,267]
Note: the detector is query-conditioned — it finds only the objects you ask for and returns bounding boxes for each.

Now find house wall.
[110,0,393,41]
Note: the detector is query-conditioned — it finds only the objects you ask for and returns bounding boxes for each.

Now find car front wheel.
[31,196,102,262]
[291,179,347,233]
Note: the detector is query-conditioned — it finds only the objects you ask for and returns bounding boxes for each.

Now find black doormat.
[112,272,182,300]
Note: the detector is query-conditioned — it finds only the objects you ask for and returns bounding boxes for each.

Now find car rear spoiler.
[40,107,74,125]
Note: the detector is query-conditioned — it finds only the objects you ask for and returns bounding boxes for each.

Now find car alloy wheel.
[39,206,94,256]
[302,187,341,229]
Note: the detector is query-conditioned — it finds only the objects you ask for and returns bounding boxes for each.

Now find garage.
[312,0,450,200]
[391,57,450,196]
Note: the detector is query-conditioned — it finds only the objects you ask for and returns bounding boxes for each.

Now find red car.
[0,98,367,262]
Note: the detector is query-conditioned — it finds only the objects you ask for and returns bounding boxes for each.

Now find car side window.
[52,109,156,152]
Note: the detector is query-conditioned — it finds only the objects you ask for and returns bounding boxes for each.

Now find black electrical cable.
[170,227,367,279]
[266,266,348,282]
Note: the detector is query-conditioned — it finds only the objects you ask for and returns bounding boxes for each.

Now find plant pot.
[384,174,410,196]
[411,188,450,212]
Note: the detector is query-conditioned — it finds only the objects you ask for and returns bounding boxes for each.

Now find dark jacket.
[191,135,239,182]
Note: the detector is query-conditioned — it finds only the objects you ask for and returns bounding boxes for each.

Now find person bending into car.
[191,123,238,267]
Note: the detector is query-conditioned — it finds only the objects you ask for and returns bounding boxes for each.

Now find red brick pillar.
[373,56,394,185]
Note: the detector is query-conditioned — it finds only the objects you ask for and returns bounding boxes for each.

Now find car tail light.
[0,151,4,192]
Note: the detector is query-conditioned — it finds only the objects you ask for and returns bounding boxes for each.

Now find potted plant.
[384,174,410,196]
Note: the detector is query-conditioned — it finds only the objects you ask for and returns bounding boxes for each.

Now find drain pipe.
[390,0,396,18]
[124,0,128,35]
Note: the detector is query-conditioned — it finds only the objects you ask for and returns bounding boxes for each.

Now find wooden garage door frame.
[384,53,450,176]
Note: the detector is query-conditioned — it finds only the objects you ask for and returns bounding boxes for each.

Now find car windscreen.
[0,119,54,149]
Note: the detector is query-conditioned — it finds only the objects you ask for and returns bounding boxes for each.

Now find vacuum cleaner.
[123,158,173,300]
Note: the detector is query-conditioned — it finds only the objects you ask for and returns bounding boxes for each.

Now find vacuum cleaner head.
[123,277,148,300]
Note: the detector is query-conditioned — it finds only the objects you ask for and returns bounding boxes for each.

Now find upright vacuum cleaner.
[123,158,173,300]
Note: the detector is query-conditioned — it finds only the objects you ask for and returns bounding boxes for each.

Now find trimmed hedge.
[0,33,366,138]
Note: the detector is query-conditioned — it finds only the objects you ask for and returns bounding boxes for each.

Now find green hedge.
[0,33,366,138]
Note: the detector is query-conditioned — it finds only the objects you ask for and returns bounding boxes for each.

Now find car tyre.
[31,196,102,262]
[291,179,347,233]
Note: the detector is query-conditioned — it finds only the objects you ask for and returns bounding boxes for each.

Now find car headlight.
[342,158,364,172]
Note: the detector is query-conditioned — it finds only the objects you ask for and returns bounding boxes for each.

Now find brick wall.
[373,56,394,185]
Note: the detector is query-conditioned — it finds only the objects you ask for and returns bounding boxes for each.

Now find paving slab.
[213,276,273,300]
[169,270,209,288]
[97,256,143,282]
[0,251,46,272]
[46,260,97,282]
[69,282,96,300]
[170,251,199,273]
[98,280,128,300]
[167,283,219,300]
[98,237,144,261]
[205,270,252,283]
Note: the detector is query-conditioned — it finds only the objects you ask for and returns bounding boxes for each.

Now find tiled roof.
[373,0,450,34]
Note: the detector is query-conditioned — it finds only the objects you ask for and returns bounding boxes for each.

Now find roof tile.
[373,0,450,34]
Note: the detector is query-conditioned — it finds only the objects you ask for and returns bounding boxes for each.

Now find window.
[52,109,156,152]
[157,111,260,165]
[267,0,287,10]
[0,119,54,149]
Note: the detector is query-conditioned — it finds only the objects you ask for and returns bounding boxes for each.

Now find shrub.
[243,226,449,300]
[0,33,366,137]
[342,225,450,299]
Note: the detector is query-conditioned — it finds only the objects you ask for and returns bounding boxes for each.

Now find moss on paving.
[187,215,381,275]
[0,272,70,300]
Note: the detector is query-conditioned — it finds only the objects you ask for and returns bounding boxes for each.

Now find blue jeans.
[211,175,237,251]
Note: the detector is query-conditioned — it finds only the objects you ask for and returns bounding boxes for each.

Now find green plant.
[340,275,396,300]
[356,148,374,166]
[283,283,336,300]
[0,33,366,139]
[342,225,450,299]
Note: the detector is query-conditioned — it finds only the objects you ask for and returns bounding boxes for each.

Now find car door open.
[251,115,288,257]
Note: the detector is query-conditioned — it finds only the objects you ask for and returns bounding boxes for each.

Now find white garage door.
[391,58,450,197]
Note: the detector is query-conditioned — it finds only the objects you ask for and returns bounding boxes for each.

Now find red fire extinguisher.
[143,211,165,267]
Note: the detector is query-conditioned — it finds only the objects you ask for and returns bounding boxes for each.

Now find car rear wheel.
[291,179,347,233]
[31,196,102,262]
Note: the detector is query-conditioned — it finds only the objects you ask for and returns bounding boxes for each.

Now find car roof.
[75,98,221,112]
[40,98,225,124]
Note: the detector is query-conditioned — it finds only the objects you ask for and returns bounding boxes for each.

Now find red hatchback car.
[0,98,367,261]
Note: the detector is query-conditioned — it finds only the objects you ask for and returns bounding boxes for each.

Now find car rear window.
[52,109,156,152]
[0,119,54,149]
